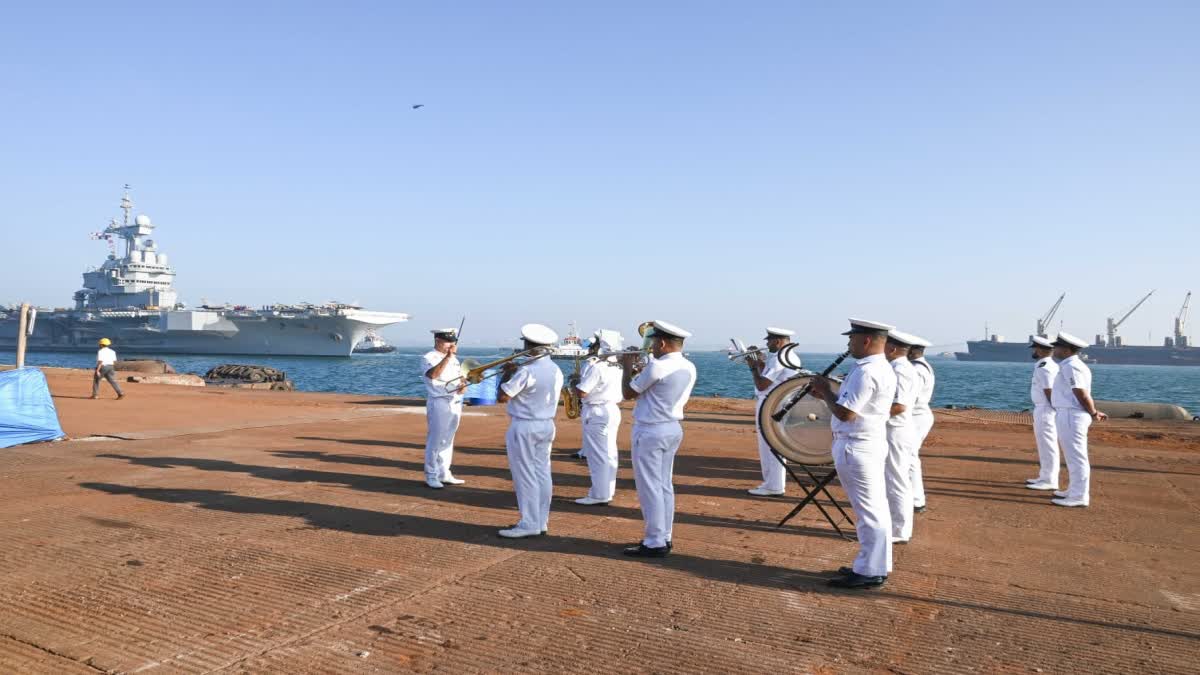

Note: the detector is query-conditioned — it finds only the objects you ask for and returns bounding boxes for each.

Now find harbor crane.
[1174,292,1191,347]
[1036,293,1066,337]
[1105,290,1154,346]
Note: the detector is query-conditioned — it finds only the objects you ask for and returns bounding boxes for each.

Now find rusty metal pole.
[16,302,30,369]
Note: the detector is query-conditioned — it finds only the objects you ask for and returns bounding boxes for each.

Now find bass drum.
[757,375,840,465]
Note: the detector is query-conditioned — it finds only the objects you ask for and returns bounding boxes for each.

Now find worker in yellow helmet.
[92,338,124,400]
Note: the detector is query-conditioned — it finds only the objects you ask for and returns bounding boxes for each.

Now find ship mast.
[1105,290,1154,347]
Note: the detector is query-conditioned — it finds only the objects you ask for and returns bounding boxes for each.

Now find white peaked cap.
[907,334,932,348]
[765,326,795,337]
[521,323,559,346]
[1054,331,1089,349]
[843,318,895,335]
[649,319,691,339]
[431,328,458,335]
[886,330,919,346]
[1030,335,1054,348]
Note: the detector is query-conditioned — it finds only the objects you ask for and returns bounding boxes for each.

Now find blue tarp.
[0,368,66,448]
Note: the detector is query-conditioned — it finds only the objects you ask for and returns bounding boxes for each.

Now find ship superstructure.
[1,189,409,356]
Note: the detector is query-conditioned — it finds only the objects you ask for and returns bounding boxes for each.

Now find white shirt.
[631,352,697,424]
[755,351,792,401]
[886,356,917,429]
[577,357,622,406]
[502,356,564,420]
[1030,356,1059,408]
[831,353,896,441]
[96,347,117,366]
[910,357,935,415]
[1051,354,1092,411]
[420,350,463,401]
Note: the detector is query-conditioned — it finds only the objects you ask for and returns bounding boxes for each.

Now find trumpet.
[445,346,552,388]
[728,338,765,365]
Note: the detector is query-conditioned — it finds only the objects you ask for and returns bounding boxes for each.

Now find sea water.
[5,349,1198,415]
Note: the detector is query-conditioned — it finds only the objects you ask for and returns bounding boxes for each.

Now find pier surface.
[2,368,1198,673]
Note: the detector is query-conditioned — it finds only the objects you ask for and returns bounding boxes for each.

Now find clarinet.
[770,351,850,422]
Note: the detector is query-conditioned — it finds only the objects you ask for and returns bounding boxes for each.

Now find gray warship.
[0,189,409,357]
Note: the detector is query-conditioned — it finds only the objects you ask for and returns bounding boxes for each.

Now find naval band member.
[496,324,565,538]
[1049,332,1106,507]
[575,329,624,505]
[620,320,697,558]
[883,330,919,544]
[748,327,795,496]
[907,335,935,512]
[420,328,467,489]
[1025,336,1061,491]
[809,319,897,589]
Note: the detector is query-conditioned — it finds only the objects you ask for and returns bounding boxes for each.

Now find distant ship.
[549,321,588,360]
[353,330,396,354]
[0,189,409,357]
[956,291,1200,366]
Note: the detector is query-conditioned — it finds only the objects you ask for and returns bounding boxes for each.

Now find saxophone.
[563,355,583,419]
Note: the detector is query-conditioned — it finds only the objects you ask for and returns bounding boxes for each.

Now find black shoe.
[914,505,927,513]
[623,543,669,558]
[837,566,855,576]
[666,540,672,552]
[827,572,886,589]
[572,452,586,460]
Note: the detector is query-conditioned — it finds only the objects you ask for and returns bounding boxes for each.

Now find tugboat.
[353,330,396,354]
[549,321,588,361]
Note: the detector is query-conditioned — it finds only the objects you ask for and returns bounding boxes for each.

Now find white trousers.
[1033,405,1060,485]
[910,411,934,508]
[582,403,621,501]
[1055,409,1092,502]
[833,435,892,577]
[631,421,683,548]
[505,419,557,531]
[884,424,917,541]
[424,397,463,481]
[755,398,787,492]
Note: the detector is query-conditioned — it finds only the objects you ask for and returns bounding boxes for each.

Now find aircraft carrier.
[0,190,409,357]
[956,291,1199,366]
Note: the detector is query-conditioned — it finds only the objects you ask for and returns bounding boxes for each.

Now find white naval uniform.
[501,357,565,532]
[420,350,464,482]
[629,352,697,549]
[1051,354,1093,504]
[831,353,896,577]
[754,352,792,493]
[885,357,918,542]
[909,357,936,508]
[577,357,623,502]
[1031,356,1061,485]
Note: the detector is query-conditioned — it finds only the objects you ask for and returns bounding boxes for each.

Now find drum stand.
[772,451,855,540]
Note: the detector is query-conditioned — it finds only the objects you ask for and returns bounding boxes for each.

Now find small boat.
[549,321,588,360]
[353,330,396,354]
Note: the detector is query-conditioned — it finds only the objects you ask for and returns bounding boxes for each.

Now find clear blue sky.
[2,1,1196,349]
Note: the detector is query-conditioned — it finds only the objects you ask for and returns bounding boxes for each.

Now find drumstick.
[770,351,850,422]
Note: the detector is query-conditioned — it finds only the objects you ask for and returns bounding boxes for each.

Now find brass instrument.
[446,346,551,388]
[563,354,583,419]
[728,338,765,366]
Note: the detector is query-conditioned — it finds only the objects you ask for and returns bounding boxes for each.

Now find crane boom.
[1105,290,1155,346]
[1175,291,1192,344]
[1036,293,1066,336]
